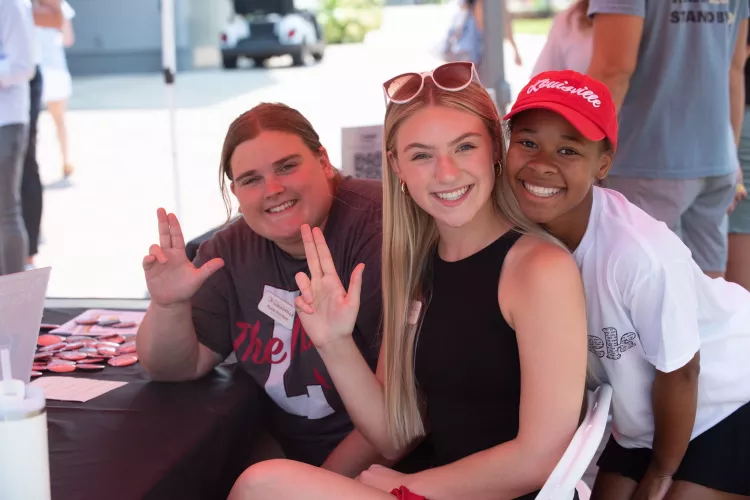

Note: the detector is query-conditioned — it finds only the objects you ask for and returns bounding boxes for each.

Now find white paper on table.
[340,124,384,180]
[50,309,145,336]
[0,267,51,384]
[30,376,127,403]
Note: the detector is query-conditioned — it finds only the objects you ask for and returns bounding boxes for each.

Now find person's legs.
[228,459,397,500]
[668,402,750,497]
[665,481,749,500]
[590,436,648,500]
[727,109,750,290]
[0,124,30,275]
[601,176,699,237]
[727,160,750,288]
[681,172,736,279]
[590,471,638,500]
[22,67,44,262]
[589,434,749,499]
[46,99,72,177]
[726,234,750,290]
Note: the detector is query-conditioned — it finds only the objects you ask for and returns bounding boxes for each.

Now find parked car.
[220,0,325,68]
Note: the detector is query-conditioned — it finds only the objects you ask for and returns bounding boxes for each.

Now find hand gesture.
[294,225,364,350]
[142,208,225,307]
[357,465,410,494]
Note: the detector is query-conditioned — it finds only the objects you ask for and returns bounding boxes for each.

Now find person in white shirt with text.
[504,70,750,500]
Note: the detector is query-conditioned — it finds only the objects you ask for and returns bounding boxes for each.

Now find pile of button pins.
[32,317,138,377]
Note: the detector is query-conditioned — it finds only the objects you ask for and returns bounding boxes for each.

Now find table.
[42,305,261,500]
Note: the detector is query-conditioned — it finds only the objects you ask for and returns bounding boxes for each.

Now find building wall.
[66,0,195,76]
[187,0,232,68]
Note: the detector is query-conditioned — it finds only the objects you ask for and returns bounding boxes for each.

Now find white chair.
[535,384,613,500]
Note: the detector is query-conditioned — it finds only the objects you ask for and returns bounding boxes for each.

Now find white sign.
[0,268,51,383]
[31,376,128,403]
[341,125,384,180]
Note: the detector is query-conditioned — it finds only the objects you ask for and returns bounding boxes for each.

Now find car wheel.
[222,54,239,69]
[312,50,324,62]
[292,42,313,67]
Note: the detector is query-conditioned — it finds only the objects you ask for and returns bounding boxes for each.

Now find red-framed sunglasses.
[382,61,482,105]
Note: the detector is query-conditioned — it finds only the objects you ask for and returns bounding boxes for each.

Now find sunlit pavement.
[33,4,547,299]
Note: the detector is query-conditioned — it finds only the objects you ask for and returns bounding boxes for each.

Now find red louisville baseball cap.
[503,70,618,152]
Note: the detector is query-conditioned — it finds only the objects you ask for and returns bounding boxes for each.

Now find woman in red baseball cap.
[505,70,750,500]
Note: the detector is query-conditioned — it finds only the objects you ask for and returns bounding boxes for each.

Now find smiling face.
[229,130,335,255]
[389,105,497,231]
[505,109,612,230]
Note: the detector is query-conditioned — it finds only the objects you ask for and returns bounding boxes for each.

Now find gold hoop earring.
[495,161,503,177]
[400,181,409,196]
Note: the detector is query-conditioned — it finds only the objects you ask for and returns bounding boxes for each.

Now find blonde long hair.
[381,81,563,448]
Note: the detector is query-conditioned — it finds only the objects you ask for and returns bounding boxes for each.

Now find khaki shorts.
[729,107,750,235]
[602,172,736,273]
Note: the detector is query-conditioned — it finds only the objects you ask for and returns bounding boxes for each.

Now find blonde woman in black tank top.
[228,62,589,500]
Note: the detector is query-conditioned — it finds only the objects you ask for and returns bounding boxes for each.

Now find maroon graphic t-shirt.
[191,177,382,465]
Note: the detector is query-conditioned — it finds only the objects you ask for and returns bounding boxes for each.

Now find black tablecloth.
[42,308,260,500]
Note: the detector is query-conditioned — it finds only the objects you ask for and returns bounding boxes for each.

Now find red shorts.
[390,486,427,500]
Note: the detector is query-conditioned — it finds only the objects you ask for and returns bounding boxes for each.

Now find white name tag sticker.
[258,289,296,330]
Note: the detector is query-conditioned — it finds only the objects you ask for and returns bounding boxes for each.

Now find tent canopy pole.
[480,0,511,114]
[161,0,182,220]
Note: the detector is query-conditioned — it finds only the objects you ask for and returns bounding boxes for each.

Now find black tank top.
[414,230,539,500]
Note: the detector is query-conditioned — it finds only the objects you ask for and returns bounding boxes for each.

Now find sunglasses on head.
[382,61,482,105]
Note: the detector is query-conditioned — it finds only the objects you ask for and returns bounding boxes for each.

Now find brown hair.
[218,102,330,221]
[567,0,592,30]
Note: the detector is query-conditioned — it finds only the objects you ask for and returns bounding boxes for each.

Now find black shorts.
[597,401,750,495]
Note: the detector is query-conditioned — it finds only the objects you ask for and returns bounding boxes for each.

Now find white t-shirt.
[576,187,750,449]
[20,0,41,64]
[531,5,593,76]
[0,0,35,126]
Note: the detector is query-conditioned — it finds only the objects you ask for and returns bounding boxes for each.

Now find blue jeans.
[0,123,29,275]
[22,66,43,256]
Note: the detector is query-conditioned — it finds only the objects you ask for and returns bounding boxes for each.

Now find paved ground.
[33,4,547,299]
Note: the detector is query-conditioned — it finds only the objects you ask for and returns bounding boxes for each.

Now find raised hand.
[142,208,225,307]
[294,224,364,349]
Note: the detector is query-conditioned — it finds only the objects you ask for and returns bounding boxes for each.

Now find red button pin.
[37,334,63,346]
[108,355,138,367]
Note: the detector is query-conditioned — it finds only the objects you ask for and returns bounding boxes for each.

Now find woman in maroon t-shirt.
[137,102,387,473]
